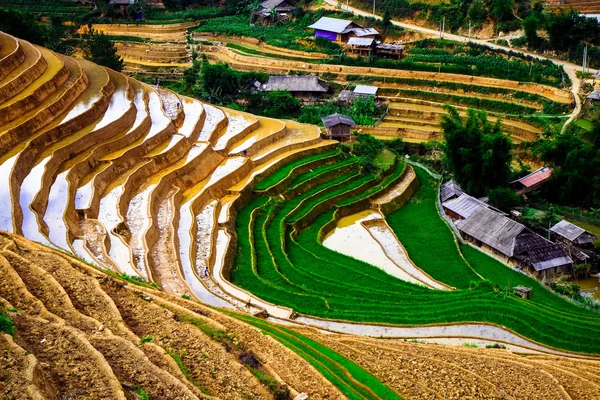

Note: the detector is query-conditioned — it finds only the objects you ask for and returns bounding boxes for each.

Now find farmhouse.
[321,113,355,142]
[308,17,379,43]
[353,85,379,98]
[442,193,503,220]
[550,219,598,248]
[510,166,553,194]
[440,180,463,202]
[587,89,600,102]
[347,37,376,55]
[255,0,296,24]
[455,206,572,278]
[259,76,329,100]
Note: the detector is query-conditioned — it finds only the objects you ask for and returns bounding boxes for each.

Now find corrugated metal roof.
[440,180,463,202]
[347,37,374,46]
[321,113,355,127]
[523,244,572,271]
[588,89,600,100]
[513,166,552,188]
[110,0,134,4]
[551,220,586,242]
[353,85,378,95]
[261,0,292,10]
[308,17,354,33]
[345,27,379,36]
[442,194,488,219]
[456,207,525,256]
[262,76,328,92]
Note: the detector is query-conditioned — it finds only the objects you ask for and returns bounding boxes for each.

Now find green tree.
[491,0,515,22]
[201,62,241,101]
[441,106,512,196]
[382,9,393,34]
[522,14,539,48]
[82,29,124,72]
[0,9,47,46]
[262,90,300,118]
[488,187,522,212]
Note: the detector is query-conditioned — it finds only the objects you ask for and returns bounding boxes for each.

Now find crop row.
[229,153,600,354]
[382,88,538,115]
[254,149,339,192]
[226,312,402,399]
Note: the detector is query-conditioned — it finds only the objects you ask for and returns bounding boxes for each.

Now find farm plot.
[230,153,600,354]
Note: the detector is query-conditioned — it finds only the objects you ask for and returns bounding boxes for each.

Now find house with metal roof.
[551,220,598,248]
[353,85,378,97]
[588,89,600,102]
[255,0,296,24]
[510,166,553,194]
[440,180,463,203]
[308,17,379,42]
[321,113,355,142]
[454,207,572,278]
[259,76,329,100]
[347,37,375,55]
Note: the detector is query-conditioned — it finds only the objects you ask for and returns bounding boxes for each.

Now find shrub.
[140,335,153,343]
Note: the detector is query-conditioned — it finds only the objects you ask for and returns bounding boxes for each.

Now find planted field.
[230,153,600,354]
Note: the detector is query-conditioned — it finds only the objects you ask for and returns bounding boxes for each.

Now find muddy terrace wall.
[83,114,174,220]
[203,47,572,103]
[0,35,25,81]
[0,46,46,103]
[0,60,88,157]
[64,87,151,231]
[117,108,206,224]
[0,58,69,126]
[10,76,114,234]
[240,122,287,158]
[195,33,329,59]
[357,125,442,141]
[32,82,137,239]
[144,145,224,273]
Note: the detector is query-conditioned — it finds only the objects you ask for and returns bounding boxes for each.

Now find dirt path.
[323,0,586,131]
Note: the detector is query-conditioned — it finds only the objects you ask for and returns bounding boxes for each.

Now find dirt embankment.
[0,231,345,399]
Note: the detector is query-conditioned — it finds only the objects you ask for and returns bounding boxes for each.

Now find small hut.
[514,285,531,299]
[254,0,296,25]
[259,76,329,101]
[510,166,553,194]
[550,220,598,248]
[346,37,375,56]
[353,85,378,98]
[321,113,355,142]
[588,89,600,103]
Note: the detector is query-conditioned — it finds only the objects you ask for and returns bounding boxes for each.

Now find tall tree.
[82,29,124,72]
[441,106,512,196]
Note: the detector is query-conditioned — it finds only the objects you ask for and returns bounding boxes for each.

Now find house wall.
[315,30,337,41]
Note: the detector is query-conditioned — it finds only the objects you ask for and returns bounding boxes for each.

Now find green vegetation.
[0,301,15,335]
[299,97,384,126]
[442,106,512,196]
[226,312,402,399]
[140,335,153,343]
[254,149,340,191]
[82,29,124,72]
[230,150,600,354]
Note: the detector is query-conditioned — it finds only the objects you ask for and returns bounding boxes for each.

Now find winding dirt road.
[324,0,587,132]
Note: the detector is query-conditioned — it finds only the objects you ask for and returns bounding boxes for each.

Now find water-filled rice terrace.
[2,29,600,398]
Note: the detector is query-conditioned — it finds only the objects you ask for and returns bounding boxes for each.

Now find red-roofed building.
[511,167,553,194]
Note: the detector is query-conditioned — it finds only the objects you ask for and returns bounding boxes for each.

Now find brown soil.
[0,232,344,399]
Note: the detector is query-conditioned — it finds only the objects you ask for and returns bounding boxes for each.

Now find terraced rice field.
[2,30,600,397]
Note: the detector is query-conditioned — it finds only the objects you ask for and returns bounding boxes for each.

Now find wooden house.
[442,193,503,221]
[347,37,376,56]
[259,76,329,101]
[511,167,553,194]
[308,17,379,43]
[551,220,598,248]
[321,113,355,142]
[255,0,296,24]
[440,180,463,203]
[455,207,572,278]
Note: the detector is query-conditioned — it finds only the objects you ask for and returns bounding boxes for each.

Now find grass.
[575,119,594,131]
[385,167,481,288]
[229,152,600,354]
[226,312,402,400]
[254,149,339,191]
[140,336,153,343]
